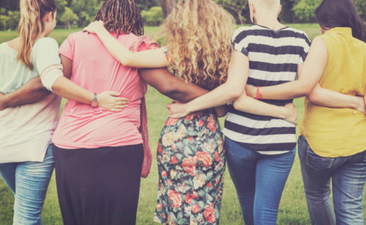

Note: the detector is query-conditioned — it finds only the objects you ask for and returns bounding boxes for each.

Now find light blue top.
[0,38,61,163]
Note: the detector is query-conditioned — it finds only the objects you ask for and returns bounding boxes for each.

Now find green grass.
[1,25,365,225]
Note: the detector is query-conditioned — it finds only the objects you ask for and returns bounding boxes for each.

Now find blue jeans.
[298,135,366,225]
[225,137,295,225]
[0,145,54,225]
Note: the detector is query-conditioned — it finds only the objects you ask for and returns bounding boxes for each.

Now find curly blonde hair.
[159,0,235,90]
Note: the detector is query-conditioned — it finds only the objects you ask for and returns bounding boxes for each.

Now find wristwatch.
[91,93,98,107]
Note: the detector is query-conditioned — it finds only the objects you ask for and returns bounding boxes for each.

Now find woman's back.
[53,31,157,149]
[0,39,61,163]
[301,27,366,157]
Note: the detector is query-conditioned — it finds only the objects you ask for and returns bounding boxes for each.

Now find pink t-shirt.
[53,31,158,149]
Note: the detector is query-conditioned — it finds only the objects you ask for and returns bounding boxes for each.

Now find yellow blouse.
[300,27,366,157]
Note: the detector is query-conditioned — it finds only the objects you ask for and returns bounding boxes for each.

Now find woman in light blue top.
[0,0,125,224]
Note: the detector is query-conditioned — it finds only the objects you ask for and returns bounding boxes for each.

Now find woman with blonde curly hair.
[84,0,234,223]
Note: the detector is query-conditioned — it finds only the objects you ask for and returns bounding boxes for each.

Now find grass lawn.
[1,25,365,225]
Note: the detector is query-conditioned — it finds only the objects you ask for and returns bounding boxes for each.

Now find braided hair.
[94,0,144,36]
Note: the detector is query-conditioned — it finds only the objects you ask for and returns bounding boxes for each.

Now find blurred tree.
[7,10,20,30]
[293,0,322,22]
[279,0,300,23]
[141,6,164,26]
[0,0,18,11]
[55,0,68,24]
[353,0,366,20]
[135,0,160,11]
[0,7,19,30]
[0,15,8,31]
[159,0,177,18]
[216,0,247,25]
[60,7,79,29]
[71,0,99,27]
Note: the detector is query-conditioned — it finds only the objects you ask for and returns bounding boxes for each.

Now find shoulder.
[62,31,84,44]
[286,27,311,40]
[129,34,159,52]
[0,42,7,52]
[232,26,258,42]
[353,37,366,49]
[309,36,327,53]
[34,37,59,50]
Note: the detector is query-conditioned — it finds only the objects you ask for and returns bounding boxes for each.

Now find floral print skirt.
[154,110,226,225]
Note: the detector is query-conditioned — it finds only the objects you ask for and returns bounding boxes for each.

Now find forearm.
[52,76,93,104]
[0,77,51,109]
[259,80,314,100]
[166,83,209,103]
[84,22,167,68]
[308,84,359,108]
[186,83,243,113]
[140,68,210,103]
[233,94,289,119]
[95,27,134,66]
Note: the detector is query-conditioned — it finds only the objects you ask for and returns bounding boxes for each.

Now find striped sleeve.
[297,31,311,64]
[231,27,249,56]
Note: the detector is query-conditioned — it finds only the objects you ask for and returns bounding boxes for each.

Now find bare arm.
[84,21,168,68]
[139,68,227,117]
[139,68,210,102]
[47,55,128,111]
[251,37,328,100]
[0,77,51,110]
[246,37,365,112]
[307,84,365,113]
[167,51,296,122]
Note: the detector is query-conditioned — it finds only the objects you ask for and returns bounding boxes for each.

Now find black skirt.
[53,144,144,225]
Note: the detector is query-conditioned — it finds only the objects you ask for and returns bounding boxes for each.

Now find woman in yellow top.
[232,0,366,224]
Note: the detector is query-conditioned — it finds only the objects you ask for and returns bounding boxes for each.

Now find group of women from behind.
[0,0,366,225]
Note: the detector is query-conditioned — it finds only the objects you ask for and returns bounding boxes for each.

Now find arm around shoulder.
[259,36,328,100]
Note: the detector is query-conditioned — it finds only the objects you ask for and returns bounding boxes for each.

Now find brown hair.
[315,0,366,42]
[18,0,57,70]
[94,0,144,36]
[159,0,235,90]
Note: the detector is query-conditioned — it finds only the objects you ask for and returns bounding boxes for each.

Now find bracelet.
[256,86,263,100]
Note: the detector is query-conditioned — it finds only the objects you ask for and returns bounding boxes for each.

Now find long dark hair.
[314,0,366,42]
[94,0,144,36]
[18,0,57,70]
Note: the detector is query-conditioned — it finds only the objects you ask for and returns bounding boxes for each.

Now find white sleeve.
[34,38,63,92]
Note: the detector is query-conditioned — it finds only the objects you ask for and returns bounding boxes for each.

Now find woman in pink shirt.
[50,1,156,224]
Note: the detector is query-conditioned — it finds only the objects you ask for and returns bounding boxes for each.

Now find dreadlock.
[94,0,144,36]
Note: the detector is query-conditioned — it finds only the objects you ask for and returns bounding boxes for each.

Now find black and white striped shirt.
[223,25,311,155]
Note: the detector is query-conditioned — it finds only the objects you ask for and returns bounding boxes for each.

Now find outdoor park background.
[1,0,366,225]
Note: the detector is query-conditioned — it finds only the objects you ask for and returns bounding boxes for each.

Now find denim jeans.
[0,144,54,225]
[298,135,366,225]
[225,137,296,225]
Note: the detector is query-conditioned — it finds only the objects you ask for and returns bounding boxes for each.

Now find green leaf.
[177,211,183,219]
[178,218,189,224]
[198,190,206,197]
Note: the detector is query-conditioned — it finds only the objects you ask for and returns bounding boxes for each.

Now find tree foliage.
[135,0,160,11]
[159,0,177,18]
[279,0,300,23]
[353,0,366,20]
[70,0,100,27]
[0,7,20,30]
[293,0,322,22]
[0,0,365,29]
[141,7,164,26]
[215,0,248,25]
[60,7,79,29]
[55,0,68,24]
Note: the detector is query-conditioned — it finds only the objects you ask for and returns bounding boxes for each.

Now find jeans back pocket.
[306,145,334,171]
